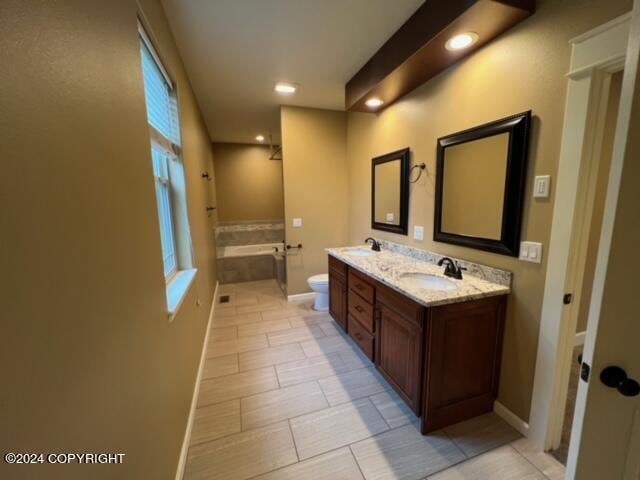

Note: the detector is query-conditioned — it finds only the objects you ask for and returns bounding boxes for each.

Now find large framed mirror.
[371,148,410,235]
[434,111,531,256]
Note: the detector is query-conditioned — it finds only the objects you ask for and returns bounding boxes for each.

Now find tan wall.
[0,1,218,479]
[345,0,632,421]
[281,107,349,295]
[212,143,284,223]
[576,71,623,333]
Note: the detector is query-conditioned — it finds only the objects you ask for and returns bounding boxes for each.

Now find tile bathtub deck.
[184,280,564,480]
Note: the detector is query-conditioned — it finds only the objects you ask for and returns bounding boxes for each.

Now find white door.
[568,2,640,478]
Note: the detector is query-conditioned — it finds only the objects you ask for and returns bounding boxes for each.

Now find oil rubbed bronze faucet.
[437,257,466,280]
[364,237,381,251]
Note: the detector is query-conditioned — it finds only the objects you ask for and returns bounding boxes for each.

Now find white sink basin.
[345,248,376,257]
[399,273,457,291]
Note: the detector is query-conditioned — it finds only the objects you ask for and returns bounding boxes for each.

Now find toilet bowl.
[307,273,329,311]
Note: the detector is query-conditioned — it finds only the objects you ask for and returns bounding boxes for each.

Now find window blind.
[140,42,181,147]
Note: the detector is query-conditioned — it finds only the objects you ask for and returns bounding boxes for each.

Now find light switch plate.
[520,241,543,263]
[533,175,551,198]
[386,213,395,223]
[292,218,302,228]
[414,225,424,241]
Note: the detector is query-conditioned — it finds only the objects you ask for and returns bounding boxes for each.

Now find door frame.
[528,13,631,451]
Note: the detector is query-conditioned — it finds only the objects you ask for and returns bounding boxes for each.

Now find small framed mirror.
[371,148,410,235]
[434,111,531,256]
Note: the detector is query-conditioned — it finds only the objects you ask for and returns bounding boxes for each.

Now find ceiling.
[161,0,424,144]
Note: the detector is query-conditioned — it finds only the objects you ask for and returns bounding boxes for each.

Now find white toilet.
[307,273,329,311]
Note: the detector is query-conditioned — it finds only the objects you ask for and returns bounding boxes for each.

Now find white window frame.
[152,145,178,279]
[139,22,184,283]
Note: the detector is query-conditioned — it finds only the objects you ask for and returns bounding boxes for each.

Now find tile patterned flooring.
[184,280,565,480]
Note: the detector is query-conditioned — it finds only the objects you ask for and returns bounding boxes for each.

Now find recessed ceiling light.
[255,135,265,142]
[365,98,384,108]
[274,82,298,94]
[445,32,479,51]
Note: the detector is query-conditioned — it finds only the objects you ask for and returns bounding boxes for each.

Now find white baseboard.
[175,281,219,480]
[574,331,586,346]
[287,292,316,302]
[494,400,530,437]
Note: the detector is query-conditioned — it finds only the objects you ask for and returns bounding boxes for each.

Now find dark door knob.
[600,366,640,397]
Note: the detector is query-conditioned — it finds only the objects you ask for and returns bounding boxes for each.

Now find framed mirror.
[434,111,531,256]
[371,148,410,235]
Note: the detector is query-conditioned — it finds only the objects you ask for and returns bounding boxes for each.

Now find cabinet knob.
[355,305,364,312]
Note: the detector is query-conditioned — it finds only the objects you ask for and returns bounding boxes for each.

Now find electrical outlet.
[519,241,543,263]
[414,225,424,241]
[292,218,302,228]
[386,213,394,223]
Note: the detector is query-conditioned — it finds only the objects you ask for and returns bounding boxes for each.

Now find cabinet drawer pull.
[355,305,364,312]
[354,332,363,340]
[356,284,364,290]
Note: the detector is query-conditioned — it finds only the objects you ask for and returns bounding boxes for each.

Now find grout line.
[317,376,331,405]
[287,419,300,462]
[439,426,470,460]
[348,444,367,479]
[195,382,283,411]
[437,432,469,475]
[367,393,394,430]
[509,443,555,479]
[274,365,281,388]
[201,346,353,380]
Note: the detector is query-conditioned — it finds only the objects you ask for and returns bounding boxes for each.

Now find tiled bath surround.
[216,221,285,247]
[216,221,285,284]
[218,255,277,284]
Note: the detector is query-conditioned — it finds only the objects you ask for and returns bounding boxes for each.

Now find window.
[139,23,192,285]
[152,145,177,276]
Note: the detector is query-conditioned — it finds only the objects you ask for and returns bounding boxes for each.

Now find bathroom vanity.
[327,244,510,434]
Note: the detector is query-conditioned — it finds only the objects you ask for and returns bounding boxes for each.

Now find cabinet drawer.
[348,315,374,360]
[348,289,374,333]
[348,269,374,304]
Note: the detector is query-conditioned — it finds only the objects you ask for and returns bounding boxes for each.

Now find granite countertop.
[326,245,510,308]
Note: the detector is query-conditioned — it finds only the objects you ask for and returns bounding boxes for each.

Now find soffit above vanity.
[345,0,536,112]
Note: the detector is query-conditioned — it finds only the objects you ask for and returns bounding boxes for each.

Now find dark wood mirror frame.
[434,111,532,256]
[371,148,410,235]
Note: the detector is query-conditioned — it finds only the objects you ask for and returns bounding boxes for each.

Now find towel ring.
[409,163,426,183]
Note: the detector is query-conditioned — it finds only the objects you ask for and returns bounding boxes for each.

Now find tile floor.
[184,280,565,480]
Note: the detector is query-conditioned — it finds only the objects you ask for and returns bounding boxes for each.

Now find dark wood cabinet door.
[329,272,347,331]
[376,303,423,414]
[421,295,507,433]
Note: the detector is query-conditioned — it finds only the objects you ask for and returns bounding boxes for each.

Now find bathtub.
[217,242,285,258]
[216,242,286,285]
